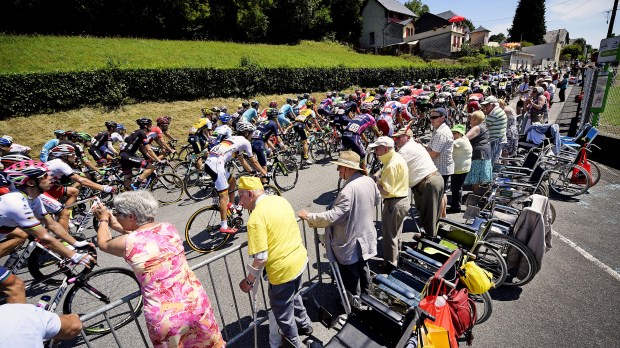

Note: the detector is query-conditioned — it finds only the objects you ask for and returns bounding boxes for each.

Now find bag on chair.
[458,261,494,295]
[417,322,451,348]
[418,280,458,347]
[446,283,477,345]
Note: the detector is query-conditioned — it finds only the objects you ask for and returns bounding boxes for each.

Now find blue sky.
[398,0,619,49]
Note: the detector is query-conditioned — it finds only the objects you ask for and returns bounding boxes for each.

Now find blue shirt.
[279,104,294,119]
[40,139,59,162]
[241,108,258,123]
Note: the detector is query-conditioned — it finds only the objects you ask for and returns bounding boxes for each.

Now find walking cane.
[251,279,260,348]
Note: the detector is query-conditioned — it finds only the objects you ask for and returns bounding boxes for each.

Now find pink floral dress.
[125,223,225,348]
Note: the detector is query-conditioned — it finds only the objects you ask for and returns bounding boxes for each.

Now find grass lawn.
[598,83,620,136]
[0,35,425,74]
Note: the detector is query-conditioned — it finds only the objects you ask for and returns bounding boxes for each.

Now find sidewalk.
[552,86,580,136]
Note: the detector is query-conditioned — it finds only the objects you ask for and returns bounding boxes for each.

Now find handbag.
[418,322,451,348]
[418,279,458,347]
[446,281,477,345]
[459,261,494,295]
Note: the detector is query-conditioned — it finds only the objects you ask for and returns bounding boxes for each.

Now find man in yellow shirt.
[237,177,311,347]
[369,136,410,273]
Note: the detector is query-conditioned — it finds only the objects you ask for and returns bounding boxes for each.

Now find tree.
[508,0,546,44]
[561,44,584,60]
[462,19,475,33]
[489,33,506,43]
[404,0,429,17]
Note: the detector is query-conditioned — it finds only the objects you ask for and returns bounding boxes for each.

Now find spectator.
[393,127,443,238]
[499,99,519,160]
[464,111,493,193]
[526,87,548,125]
[369,136,409,273]
[298,151,380,296]
[480,96,507,167]
[0,268,83,347]
[558,73,569,102]
[426,107,454,217]
[93,191,224,348]
[237,177,312,348]
[449,124,472,214]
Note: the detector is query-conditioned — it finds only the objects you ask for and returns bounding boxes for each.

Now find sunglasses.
[112,208,127,217]
[430,115,443,119]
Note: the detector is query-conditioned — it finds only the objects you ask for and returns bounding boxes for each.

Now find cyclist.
[241,100,260,124]
[251,108,287,177]
[204,121,266,233]
[318,93,334,118]
[341,109,380,172]
[0,136,31,156]
[208,113,234,149]
[66,132,99,174]
[89,121,118,166]
[40,130,67,162]
[278,98,296,129]
[119,118,163,190]
[45,145,115,230]
[106,123,127,156]
[0,160,95,267]
[149,116,176,156]
[188,109,216,170]
[376,103,395,136]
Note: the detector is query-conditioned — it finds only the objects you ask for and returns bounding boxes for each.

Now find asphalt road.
[6,88,620,347]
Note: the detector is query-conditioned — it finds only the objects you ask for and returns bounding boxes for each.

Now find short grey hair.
[113,190,158,225]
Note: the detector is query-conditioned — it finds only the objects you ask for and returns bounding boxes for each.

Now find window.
[369,32,375,45]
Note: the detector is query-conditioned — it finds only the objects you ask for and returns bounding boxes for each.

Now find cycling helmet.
[4,160,48,186]
[236,121,256,133]
[116,124,126,131]
[326,92,333,98]
[1,153,31,169]
[220,106,228,113]
[391,92,400,100]
[156,116,170,125]
[349,94,357,101]
[360,103,372,112]
[50,144,76,158]
[242,101,250,108]
[251,100,260,108]
[269,101,278,108]
[0,138,12,147]
[210,107,221,114]
[53,130,66,138]
[219,113,232,124]
[75,132,92,142]
[286,97,294,104]
[1,136,13,144]
[266,108,278,119]
[136,117,152,127]
[306,100,314,108]
[302,93,310,100]
[105,121,117,128]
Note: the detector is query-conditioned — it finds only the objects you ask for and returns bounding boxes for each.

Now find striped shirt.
[485,106,507,142]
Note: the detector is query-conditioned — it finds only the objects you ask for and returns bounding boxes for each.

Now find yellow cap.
[238,176,264,191]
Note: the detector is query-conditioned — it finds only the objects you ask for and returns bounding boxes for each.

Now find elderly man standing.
[237,177,312,348]
[393,127,443,238]
[369,136,409,273]
[480,96,507,167]
[426,107,454,217]
[298,151,379,296]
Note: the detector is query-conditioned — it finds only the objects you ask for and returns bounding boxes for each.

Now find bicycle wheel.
[184,169,216,201]
[310,139,330,162]
[485,233,538,287]
[173,160,195,178]
[149,173,184,205]
[63,267,143,335]
[179,146,193,161]
[272,159,299,191]
[185,205,231,253]
[588,161,601,186]
[473,242,508,288]
[471,291,493,325]
[28,237,93,285]
[264,184,281,196]
[548,164,590,197]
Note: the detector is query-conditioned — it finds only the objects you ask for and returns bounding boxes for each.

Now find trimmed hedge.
[0,65,485,117]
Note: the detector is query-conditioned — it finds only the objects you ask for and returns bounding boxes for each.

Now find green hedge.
[0,65,485,117]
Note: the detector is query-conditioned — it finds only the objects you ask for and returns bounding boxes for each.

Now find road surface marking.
[554,231,620,282]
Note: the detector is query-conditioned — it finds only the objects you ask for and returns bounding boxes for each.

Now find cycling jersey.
[122,129,149,156]
[376,114,394,137]
[279,104,294,120]
[318,98,333,115]
[209,125,233,148]
[241,108,258,123]
[295,109,315,123]
[40,139,59,162]
[192,117,212,134]
[58,140,82,159]
[343,113,376,136]
[205,136,253,191]
[45,159,74,185]
[91,131,110,149]
[0,191,48,232]
[8,144,30,155]
[252,120,279,142]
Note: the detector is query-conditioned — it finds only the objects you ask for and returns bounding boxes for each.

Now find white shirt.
[0,304,61,348]
[0,191,48,231]
[397,139,437,187]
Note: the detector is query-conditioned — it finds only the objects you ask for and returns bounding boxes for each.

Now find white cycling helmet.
[236,121,256,133]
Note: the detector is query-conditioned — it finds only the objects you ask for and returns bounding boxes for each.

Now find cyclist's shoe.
[219,226,238,234]
[130,182,140,191]
[304,157,313,165]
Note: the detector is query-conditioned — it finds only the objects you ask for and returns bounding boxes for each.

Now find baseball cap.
[480,96,498,105]
[432,107,448,117]
[368,136,395,149]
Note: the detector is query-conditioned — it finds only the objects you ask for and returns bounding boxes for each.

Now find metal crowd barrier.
[76,218,324,348]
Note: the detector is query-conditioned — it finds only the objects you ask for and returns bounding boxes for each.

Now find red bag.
[418,280,458,348]
[446,285,477,345]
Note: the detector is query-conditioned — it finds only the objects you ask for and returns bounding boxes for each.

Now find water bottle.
[4,252,19,269]
[36,295,51,310]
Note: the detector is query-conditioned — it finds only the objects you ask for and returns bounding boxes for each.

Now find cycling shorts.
[278,114,291,127]
[204,157,231,192]
[41,191,64,215]
[293,123,308,141]
[0,266,13,285]
[251,140,268,167]
[188,134,207,154]
[119,152,147,175]
[377,119,390,137]
[341,133,365,158]
[88,146,106,164]
[44,185,66,200]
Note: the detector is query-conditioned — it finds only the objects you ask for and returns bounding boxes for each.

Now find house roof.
[435,10,459,21]
[376,0,415,17]
[544,29,569,43]
[398,18,414,26]
[472,26,490,33]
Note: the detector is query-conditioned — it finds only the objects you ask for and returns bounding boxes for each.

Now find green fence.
[597,66,620,137]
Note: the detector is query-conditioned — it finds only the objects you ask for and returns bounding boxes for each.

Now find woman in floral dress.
[94,190,225,348]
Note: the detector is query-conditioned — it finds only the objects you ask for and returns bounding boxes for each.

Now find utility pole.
[608,0,619,38]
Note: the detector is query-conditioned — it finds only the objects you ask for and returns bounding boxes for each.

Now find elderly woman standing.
[499,98,519,160]
[449,124,472,213]
[94,191,225,348]
[464,111,493,193]
[526,86,547,125]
